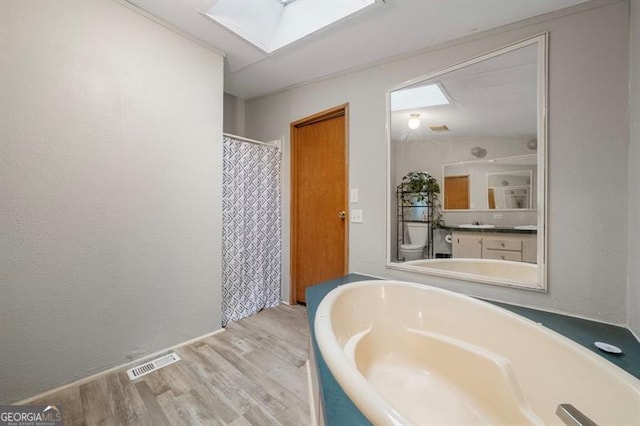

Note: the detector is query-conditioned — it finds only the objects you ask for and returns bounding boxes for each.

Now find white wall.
[246,1,630,324]
[628,0,640,337]
[0,0,224,403]
[224,92,246,136]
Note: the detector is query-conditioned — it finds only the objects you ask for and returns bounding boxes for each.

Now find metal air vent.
[126,352,181,380]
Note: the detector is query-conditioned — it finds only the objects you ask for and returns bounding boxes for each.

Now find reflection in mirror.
[387,34,547,291]
[443,154,536,210]
[487,170,532,210]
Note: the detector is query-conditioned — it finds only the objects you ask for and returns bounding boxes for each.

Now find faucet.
[473,220,482,225]
[556,404,598,426]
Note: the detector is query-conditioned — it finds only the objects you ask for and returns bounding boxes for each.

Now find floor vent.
[126,352,181,381]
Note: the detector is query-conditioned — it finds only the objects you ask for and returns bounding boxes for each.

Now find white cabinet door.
[522,235,537,263]
[452,233,482,258]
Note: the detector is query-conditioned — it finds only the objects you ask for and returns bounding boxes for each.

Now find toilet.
[399,222,428,261]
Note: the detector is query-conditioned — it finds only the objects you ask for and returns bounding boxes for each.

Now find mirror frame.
[386,33,548,291]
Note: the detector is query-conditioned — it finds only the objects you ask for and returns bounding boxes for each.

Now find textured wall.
[628,0,640,337]
[224,92,246,136]
[0,0,224,403]
[246,1,630,325]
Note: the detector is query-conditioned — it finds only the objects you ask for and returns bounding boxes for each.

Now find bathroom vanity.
[448,228,537,263]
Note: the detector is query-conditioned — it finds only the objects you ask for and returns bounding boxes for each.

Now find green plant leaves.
[398,171,444,227]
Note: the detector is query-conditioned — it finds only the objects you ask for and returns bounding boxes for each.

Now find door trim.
[290,104,349,304]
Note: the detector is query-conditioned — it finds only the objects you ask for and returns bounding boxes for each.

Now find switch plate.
[350,188,359,203]
[351,209,363,223]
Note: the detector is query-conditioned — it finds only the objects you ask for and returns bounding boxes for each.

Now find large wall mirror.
[386,34,547,291]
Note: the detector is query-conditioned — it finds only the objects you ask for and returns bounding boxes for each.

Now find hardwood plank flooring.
[32,304,310,425]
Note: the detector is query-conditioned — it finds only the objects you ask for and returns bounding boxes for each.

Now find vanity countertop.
[441,225,537,234]
[306,273,640,426]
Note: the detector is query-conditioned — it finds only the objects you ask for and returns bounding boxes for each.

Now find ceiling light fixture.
[407,114,421,130]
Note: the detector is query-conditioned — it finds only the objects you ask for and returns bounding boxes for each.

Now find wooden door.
[291,105,348,304]
[488,188,496,209]
[444,175,470,209]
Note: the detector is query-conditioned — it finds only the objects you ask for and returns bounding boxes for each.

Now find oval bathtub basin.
[315,280,640,425]
[403,258,538,288]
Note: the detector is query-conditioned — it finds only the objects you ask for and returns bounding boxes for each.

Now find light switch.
[351,209,363,223]
[350,188,359,203]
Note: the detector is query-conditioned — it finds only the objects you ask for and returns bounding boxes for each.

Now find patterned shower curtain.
[221,135,282,327]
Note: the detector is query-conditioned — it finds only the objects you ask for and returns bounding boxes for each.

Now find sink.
[458,224,496,229]
[513,225,537,230]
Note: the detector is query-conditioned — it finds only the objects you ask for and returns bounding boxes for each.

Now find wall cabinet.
[452,231,536,263]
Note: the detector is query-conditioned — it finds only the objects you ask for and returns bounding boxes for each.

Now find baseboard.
[14,327,225,405]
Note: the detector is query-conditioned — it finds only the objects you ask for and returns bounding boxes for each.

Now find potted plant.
[399,171,444,227]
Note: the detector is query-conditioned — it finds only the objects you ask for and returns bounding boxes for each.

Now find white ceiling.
[390,43,538,143]
[127,0,589,100]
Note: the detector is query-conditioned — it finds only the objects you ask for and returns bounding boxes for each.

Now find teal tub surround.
[307,274,373,426]
[306,274,640,425]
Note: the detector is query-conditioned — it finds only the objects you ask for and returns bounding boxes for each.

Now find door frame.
[290,104,349,304]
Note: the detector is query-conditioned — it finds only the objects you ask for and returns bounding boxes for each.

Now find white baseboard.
[15,327,225,405]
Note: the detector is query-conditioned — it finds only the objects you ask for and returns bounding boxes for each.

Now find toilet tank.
[406,222,428,244]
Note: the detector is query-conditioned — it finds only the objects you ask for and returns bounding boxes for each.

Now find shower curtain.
[221,135,282,327]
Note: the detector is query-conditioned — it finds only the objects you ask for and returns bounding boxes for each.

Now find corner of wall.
[223,92,247,136]
[627,0,640,338]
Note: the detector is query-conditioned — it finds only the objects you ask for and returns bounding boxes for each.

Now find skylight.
[390,83,451,111]
[204,0,377,53]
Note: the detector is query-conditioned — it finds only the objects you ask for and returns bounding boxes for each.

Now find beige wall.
[246,1,630,324]
[0,0,224,403]
[628,0,640,337]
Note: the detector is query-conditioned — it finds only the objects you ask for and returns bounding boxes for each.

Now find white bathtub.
[315,280,640,425]
[402,258,539,289]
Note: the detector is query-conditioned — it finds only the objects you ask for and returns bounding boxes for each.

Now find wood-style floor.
[32,304,311,425]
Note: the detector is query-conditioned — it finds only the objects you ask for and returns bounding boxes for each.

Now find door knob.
[338,211,346,219]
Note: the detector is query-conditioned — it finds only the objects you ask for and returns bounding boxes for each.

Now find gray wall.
[0,1,224,403]
[245,1,630,325]
[224,92,246,136]
[628,0,640,337]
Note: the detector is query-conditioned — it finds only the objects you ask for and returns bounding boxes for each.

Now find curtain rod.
[223,132,278,147]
